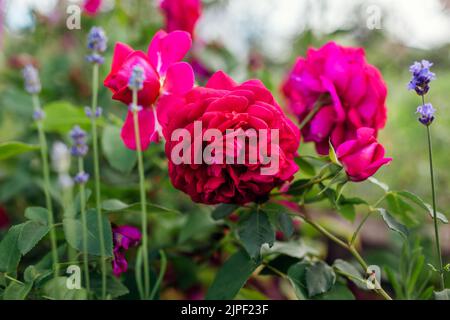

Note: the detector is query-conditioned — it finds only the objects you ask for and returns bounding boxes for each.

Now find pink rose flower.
[104,30,194,150]
[112,225,141,277]
[282,42,387,155]
[336,127,392,182]
[159,0,202,38]
[83,0,102,16]
[162,71,300,205]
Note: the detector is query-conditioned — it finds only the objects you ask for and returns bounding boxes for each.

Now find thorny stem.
[131,89,150,299]
[90,63,107,299]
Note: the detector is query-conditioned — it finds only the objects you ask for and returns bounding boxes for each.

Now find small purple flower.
[85,107,92,118]
[112,225,142,277]
[22,64,41,95]
[33,108,45,121]
[87,26,107,53]
[128,103,143,113]
[408,60,436,96]
[70,125,89,157]
[87,26,107,65]
[86,53,105,65]
[416,103,436,126]
[128,65,146,91]
[85,106,103,118]
[74,171,89,184]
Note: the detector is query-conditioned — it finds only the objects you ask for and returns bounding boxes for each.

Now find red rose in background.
[163,71,300,205]
[336,127,392,182]
[104,30,194,150]
[0,206,10,229]
[159,0,202,38]
[83,0,102,16]
[282,42,387,155]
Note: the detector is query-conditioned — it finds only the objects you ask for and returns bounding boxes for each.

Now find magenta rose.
[336,127,392,182]
[162,71,300,205]
[159,0,202,38]
[282,42,387,155]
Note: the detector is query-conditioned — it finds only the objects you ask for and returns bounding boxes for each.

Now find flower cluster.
[112,225,142,277]
[85,106,102,118]
[86,26,108,64]
[282,42,387,155]
[408,60,435,96]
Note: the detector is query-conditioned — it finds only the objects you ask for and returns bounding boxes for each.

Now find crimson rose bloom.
[159,0,202,38]
[336,127,392,182]
[162,71,300,205]
[282,42,387,155]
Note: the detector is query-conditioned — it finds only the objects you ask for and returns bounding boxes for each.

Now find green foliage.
[3,282,33,300]
[238,209,275,258]
[63,209,113,257]
[102,125,137,173]
[211,203,239,220]
[377,208,409,239]
[305,261,336,297]
[0,142,39,160]
[206,250,260,300]
[101,199,176,214]
[0,225,23,273]
[43,277,88,300]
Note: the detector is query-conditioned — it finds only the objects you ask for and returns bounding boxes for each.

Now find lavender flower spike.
[22,64,41,95]
[86,26,107,64]
[70,125,89,157]
[417,103,436,126]
[408,60,436,96]
[128,65,146,91]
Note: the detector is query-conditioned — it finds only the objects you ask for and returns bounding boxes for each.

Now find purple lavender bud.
[87,26,107,53]
[408,60,436,96]
[128,65,146,91]
[416,103,435,126]
[74,171,90,184]
[22,64,41,94]
[86,53,105,65]
[70,125,89,157]
[33,108,45,121]
[85,106,93,118]
[95,107,103,118]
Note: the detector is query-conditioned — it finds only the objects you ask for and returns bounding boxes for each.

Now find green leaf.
[313,282,355,300]
[3,281,33,300]
[305,261,336,297]
[386,193,418,226]
[295,157,316,176]
[178,211,215,243]
[24,265,52,284]
[0,142,39,161]
[43,277,88,300]
[0,225,24,272]
[206,250,259,300]
[238,209,275,258]
[434,289,450,300]
[333,259,366,289]
[328,140,340,165]
[211,203,239,220]
[91,276,129,299]
[287,179,311,196]
[102,125,137,173]
[377,208,409,238]
[261,241,319,259]
[42,101,102,134]
[277,212,294,239]
[368,177,389,192]
[63,209,113,257]
[24,207,49,225]
[338,204,356,222]
[396,191,448,223]
[287,261,310,300]
[18,221,50,255]
[101,199,177,214]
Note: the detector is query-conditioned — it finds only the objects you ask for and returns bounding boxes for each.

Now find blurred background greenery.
[0,0,449,299]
